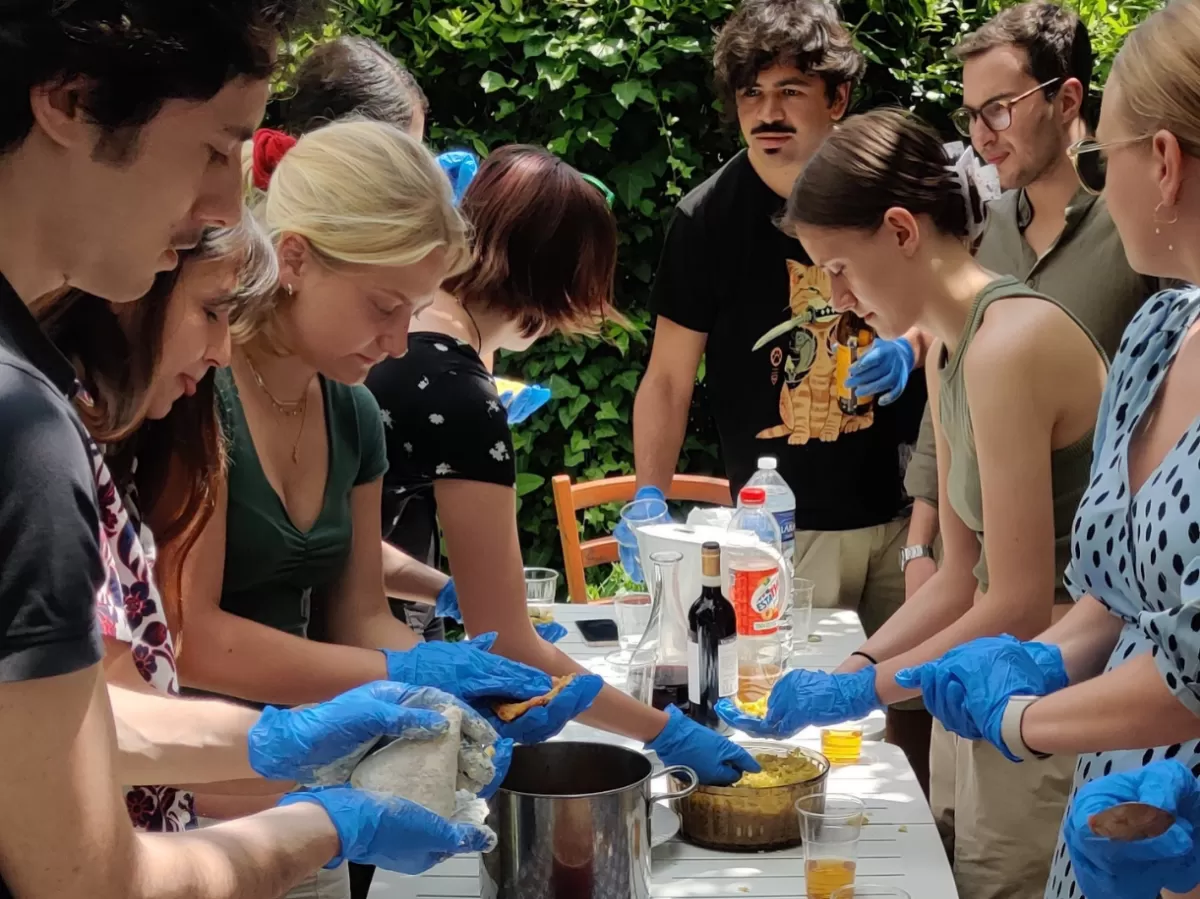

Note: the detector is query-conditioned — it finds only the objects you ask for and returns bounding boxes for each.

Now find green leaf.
[665,36,701,54]
[613,80,645,109]
[515,472,546,497]
[547,374,581,399]
[480,70,507,93]
[636,52,661,73]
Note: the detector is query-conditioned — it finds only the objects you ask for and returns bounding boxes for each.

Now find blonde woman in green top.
[717,108,1106,899]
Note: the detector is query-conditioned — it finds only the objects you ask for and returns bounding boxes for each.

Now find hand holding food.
[279,787,496,874]
[895,635,1067,754]
[484,672,605,744]
[247,681,461,784]
[1064,760,1200,899]
[715,668,881,739]
[845,336,915,406]
[645,705,762,786]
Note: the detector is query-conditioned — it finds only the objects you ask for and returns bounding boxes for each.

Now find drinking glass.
[613,590,653,651]
[797,794,866,899]
[783,578,815,659]
[524,567,559,613]
[607,647,655,706]
[832,887,911,899]
[617,498,671,582]
[821,720,865,765]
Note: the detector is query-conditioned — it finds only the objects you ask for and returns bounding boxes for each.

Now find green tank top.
[938,276,1103,602]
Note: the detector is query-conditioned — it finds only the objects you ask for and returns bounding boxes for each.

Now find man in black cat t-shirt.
[631,0,933,788]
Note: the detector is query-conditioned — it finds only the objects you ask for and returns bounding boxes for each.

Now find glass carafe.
[629,550,691,714]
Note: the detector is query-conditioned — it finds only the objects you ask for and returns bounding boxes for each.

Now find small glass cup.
[821,720,866,765]
[617,498,671,582]
[524,567,559,616]
[784,578,815,658]
[607,647,655,706]
[797,794,866,899]
[832,887,911,899]
[613,590,653,651]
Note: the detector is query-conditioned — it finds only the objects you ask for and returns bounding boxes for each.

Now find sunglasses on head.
[1067,134,1152,195]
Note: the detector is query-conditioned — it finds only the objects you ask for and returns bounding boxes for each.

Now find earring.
[284,284,295,297]
[1154,202,1179,251]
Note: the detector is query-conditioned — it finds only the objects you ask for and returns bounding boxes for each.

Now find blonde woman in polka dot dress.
[898,4,1200,899]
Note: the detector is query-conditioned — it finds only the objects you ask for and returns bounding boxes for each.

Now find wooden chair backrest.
[551,474,732,603]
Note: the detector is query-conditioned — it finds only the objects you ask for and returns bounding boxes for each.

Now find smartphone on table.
[576,618,619,647]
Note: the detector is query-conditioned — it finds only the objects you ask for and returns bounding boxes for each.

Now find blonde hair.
[237,119,470,346]
[1111,0,1200,157]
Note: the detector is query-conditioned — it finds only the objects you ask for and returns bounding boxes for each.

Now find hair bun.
[251,129,298,191]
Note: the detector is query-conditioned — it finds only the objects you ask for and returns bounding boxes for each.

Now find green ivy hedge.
[305,0,1159,586]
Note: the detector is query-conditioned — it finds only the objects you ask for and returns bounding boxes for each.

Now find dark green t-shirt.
[215,367,388,638]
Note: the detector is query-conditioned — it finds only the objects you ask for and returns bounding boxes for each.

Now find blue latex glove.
[248,682,455,783]
[279,787,495,874]
[646,705,762,786]
[895,635,1068,754]
[435,150,479,205]
[385,632,552,704]
[613,485,666,585]
[845,337,915,405]
[482,672,604,744]
[498,383,552,425]
[715,668,882,739]
[1065,761,1200,899]
[434,579,460,620]
[535,620,569,643]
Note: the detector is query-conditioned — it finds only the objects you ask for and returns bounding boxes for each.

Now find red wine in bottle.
[686,541,738,728]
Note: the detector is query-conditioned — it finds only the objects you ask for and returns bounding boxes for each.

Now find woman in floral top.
[44,217,277,831]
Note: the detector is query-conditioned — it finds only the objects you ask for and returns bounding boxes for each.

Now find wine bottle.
[687,541,738,728]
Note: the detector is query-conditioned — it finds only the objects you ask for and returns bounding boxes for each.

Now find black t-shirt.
[0,271,105,899]
[650,150,926,531]
[366,333,518,561]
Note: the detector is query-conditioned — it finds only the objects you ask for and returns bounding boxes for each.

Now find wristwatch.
[1000,695,1052,761]
[899,544,934,572]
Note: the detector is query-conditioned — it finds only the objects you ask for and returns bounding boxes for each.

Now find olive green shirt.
[905,188,1159,507]
[939,277,1100,601]
[215,368,388,639]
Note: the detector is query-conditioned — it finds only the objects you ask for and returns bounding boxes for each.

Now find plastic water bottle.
[727,487,787,702]
[744,457,796,568]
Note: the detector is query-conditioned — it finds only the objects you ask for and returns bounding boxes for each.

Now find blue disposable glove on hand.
[482,672,604,744]
[715,668,882,739]
[895,635,1068,754]
[279,787,496,874]
[614,485,666,585]
[385,633,552,704]
[646,705,762,786]
[435,150,479,205]
[434,580,460,620]
[535,621,569,643]
[249,682,457,784]
[498,383,552,425]
[845,337,915,406]
[1065,760,1200,899]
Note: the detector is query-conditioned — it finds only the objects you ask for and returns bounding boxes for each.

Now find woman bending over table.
[364,144,759,787]
[895,4,1200,899]
[716,107,1107,899]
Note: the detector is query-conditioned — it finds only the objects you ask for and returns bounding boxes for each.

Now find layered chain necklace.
[242,353,313,463]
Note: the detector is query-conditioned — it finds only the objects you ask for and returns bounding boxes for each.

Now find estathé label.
[729,563,781,636]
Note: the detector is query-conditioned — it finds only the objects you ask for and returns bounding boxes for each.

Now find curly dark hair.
[713,0,864,120]
[277,36,429,136]
[0,0,326,158]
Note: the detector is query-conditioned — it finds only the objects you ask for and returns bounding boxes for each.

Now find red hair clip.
[251,128,298,191]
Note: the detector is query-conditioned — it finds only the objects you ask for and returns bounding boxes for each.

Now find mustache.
[751,123,796,136]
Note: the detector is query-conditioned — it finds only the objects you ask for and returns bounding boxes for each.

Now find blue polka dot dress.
[1046,287,1200,899]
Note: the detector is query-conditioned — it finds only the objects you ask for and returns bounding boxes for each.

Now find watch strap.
[1000,695,1051,761]
[899,544,935,572]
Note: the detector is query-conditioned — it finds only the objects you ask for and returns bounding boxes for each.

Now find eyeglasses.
[581,173,615,208]
[1067,135,1152,195]
[950,78,1062,137]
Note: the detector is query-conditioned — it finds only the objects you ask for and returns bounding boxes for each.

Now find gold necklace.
[242,353,312,463]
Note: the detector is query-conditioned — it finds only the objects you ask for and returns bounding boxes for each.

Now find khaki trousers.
[930,722,1074,899]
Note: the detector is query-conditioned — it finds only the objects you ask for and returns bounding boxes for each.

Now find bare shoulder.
[966,294,1099,383]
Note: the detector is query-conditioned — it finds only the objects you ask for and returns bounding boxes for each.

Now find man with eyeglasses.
[899,4,1166,898]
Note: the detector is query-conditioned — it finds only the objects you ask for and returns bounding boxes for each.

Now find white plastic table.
[370,604,958,899]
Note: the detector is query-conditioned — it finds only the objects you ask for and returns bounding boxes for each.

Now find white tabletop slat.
[370,603,956,899]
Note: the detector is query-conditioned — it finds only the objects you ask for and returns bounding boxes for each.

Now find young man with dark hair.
[631,0,933,787]
[896,4,1166,898]
[0,5,496,897]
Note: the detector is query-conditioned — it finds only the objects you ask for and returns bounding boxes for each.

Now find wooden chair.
[552,474,733,603]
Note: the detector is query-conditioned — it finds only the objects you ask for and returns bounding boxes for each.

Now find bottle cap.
[739,486,767,505]
[756,457,778,470]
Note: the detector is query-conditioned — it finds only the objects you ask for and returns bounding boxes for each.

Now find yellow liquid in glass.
[821,727,863,764]
[805,859,856,899]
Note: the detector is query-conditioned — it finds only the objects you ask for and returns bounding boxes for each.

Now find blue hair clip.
[435,150,480,205]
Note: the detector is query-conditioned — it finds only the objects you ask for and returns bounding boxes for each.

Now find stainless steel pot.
[481,742,697,899]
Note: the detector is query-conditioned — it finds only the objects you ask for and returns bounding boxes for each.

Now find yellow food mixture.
[528,607,554,625]
[734,750,821,788]
[735,695,769,718]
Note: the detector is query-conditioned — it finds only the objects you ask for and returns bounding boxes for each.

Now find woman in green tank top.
[717,108,1107,899]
